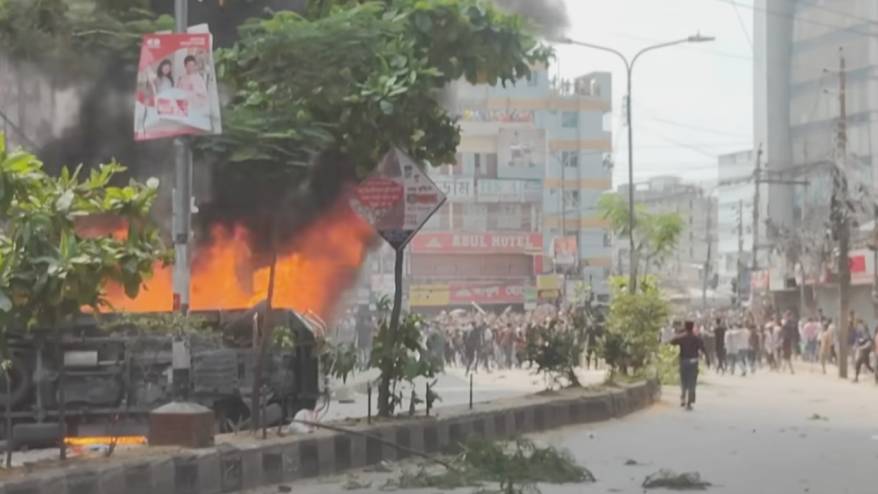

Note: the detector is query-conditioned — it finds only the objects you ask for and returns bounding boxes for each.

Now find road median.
[0,380,659,494]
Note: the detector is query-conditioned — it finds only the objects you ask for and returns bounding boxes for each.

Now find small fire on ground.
[64,436,148,447]
[84,198,375,321]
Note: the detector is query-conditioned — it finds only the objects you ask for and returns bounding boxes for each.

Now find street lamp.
[556,33,715,293]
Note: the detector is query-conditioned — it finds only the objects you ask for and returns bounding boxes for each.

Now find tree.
[0,134,169,458]
[598,193,683,282]
[208,0,552,175]
[370,311,440,417]
[601,276,669,377]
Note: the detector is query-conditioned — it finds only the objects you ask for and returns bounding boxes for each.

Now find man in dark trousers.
[671,320,710,411]
[713,317,727,374]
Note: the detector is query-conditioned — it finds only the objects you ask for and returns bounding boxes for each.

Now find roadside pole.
[834,47,851,379]
[172,0,193,314]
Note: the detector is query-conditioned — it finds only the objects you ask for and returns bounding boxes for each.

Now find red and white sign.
[449,282,524,305]
[134,29,222,141]
[553,236,577,266]
[849,250,874,285]
[350,150,446,249]
[751,270,769,291]
[411,232,543,255]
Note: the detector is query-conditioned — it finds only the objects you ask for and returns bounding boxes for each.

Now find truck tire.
[0,355,31,408]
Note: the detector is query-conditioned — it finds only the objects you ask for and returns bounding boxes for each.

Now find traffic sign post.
[349,149,446,334]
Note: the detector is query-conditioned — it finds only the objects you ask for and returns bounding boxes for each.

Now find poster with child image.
[133,30,222,141]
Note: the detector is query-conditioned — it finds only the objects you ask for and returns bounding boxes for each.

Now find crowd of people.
[346,303,605,374]
[671,308,878,383]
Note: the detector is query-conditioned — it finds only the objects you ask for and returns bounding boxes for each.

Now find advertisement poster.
[134,31,222,141]
[553,236,578,266]
[497,128,547,180]
[350,149,446,249]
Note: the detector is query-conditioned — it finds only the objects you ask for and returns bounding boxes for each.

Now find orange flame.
[101,199,375,321]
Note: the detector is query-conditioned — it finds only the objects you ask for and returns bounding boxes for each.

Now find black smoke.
[492,0,570,37]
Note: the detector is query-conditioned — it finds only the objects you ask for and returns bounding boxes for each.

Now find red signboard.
[448,282,524,305]
[411,232,543,255]
[349,150,446,249]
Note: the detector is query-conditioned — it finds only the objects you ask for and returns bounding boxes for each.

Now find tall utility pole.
[701,198,713,310]
[834,47,851,379]
[751,144,763,272]
[173,0,193,314]
[736,199,744,307]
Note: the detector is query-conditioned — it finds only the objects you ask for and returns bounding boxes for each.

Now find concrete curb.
[0,380,660,494]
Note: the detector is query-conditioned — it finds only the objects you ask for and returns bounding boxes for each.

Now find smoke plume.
[492,0,570,37]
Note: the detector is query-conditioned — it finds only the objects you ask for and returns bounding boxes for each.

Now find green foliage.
[211,0,551,174]
[388,438,594,494]
[0,0,173,83]
[370,312,440,416]
[655,344,680,385]
[601,276,670,376]
[519,317,583,388]
[98,312,209,334]
[598,193,684,279]
[318,339,358,383]
[0,135,170,329]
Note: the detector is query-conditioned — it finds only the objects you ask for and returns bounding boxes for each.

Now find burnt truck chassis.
[0,308,320,437]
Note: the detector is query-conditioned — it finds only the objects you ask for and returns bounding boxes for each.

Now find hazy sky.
[551,0,754,187]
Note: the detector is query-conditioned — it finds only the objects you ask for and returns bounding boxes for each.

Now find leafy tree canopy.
[598,193,684,280]
[0,134,170,329]
[209,0,552,174]
[0,0,173,83]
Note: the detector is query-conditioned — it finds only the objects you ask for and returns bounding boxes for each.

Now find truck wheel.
[0,356,32,408]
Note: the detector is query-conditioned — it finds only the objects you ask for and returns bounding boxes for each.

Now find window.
[561,151,579,168]
[563,190,580,209]
[603,233,611,247]
[561,111,579,128]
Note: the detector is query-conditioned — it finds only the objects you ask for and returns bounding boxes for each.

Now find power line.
[640,115,751,139]
[729,0,753,48]
[712,0,878,39]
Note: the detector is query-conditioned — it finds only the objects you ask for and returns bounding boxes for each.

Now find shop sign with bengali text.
[350,149,446,249]
[410,232,543,255]
[433,177,475,201]
[537,274,563,291]
[409,282,525,307]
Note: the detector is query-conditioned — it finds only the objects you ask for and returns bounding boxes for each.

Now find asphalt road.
[249,365,878,494]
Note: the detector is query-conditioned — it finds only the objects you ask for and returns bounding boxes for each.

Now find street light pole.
[557,34,715,293]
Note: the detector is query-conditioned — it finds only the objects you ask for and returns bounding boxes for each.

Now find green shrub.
[601,277,669,377]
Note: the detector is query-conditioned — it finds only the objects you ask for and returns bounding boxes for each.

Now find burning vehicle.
[0,307,321,444]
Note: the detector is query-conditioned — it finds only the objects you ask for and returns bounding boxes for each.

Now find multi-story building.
[401,67,614,312]
[753,0,878,317]
[716,150,755,303]
[613,176,718,301]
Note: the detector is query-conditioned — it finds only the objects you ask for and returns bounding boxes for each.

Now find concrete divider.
[0,380,659,494]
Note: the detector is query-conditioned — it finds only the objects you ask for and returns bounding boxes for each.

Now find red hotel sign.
[411,232,543,255]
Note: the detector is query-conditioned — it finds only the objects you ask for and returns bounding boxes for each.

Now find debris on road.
[624,458,640,466]
[385,438,595,493]
[642,469,712,490]
[364,460,394,473]
[808,413,829,421]
[342,475,372,490]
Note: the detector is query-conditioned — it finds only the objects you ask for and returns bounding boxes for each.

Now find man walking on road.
[714,317,727,374]
[671,320,710,411]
